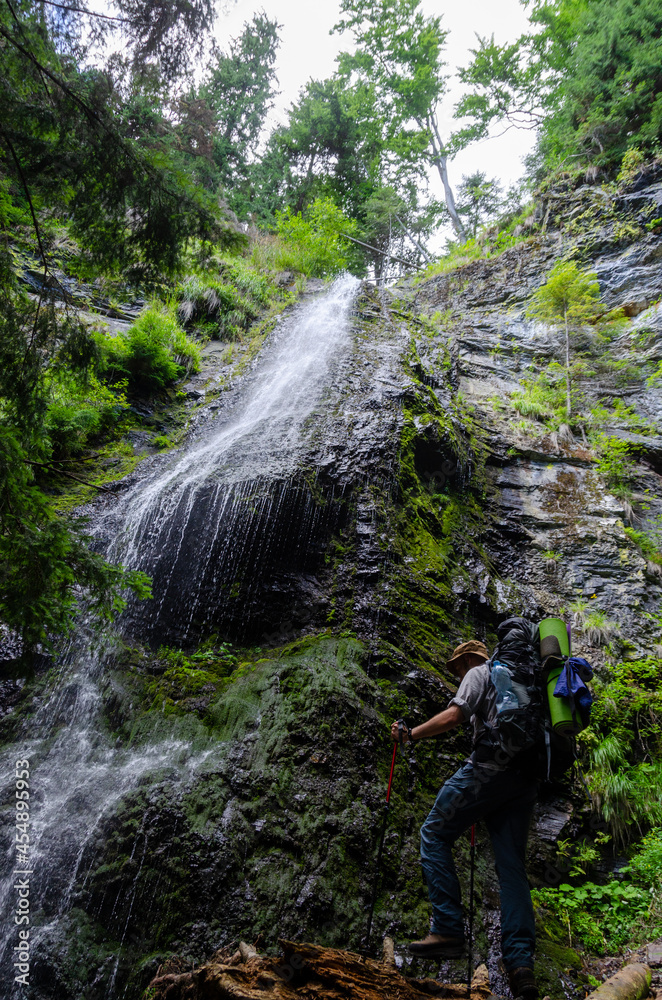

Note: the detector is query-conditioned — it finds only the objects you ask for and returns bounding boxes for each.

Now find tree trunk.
[426,115,467,244]
[394,214,433,263]
[147,938,495,1000]
[564,309,572,418]
[585,963,651,1000]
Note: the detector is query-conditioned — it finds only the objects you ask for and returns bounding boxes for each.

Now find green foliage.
[143,642,239,714]
[0,0,271,648]
[645,353,662,387]
[334,0,467,241]
[593,434,635,496]
[581,609,619,646]
[101,305,200,393]
[587,737,662,845]
[456,172,503,238]
[512,363,567,425]
[566,596,590,626]
[420,238,485,278]
[187,12,281,214]
[533,878,657,954]
[0,278,154,649]
[176,257,275,340]
[44,374,126,460]
[526,261,603,417]
[0,426,151,649]
[455,0,662,175]
[527,261,602,327]
[624,526,662,566]
[264,72,440,273]
[419,210,536,280]
[556,837,600,877]
[625,828,662,886]
[268,77,382,217]
[273,197,358,277]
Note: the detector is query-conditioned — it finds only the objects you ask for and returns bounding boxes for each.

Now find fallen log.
[585,964,651,1000]
[146,938,492,1000]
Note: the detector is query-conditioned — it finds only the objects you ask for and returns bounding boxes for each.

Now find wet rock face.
[121,475,351,646]
[107,283,411,650]
[407,173,662,660]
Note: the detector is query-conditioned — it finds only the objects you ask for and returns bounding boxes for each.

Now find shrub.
[624,526,662,567]
[533,879,654,954]
[178,275,256,340]
[617,148,645,184]
[588,735,662,844]
[44,373,125,459]
[533,832,662,955]
[101,304,200,393]
[176,257,275,341]
[511,362,567,425]
[273,196,357,277]
[593,434,636,496]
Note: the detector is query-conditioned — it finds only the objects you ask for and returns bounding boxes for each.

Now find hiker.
[390,639,539,1000]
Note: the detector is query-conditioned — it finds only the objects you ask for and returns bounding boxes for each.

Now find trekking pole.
[364,722,403,951]
[467,823,476,995]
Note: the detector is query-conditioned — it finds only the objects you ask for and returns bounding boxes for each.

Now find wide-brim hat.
[447,640,489,672]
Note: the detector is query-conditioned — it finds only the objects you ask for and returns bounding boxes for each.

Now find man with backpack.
[391,634,539,1000]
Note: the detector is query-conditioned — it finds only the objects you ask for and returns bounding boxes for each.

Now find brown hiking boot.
[508,967,538,1000]
[408,933,465,958]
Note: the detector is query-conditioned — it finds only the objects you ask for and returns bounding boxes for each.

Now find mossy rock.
[536,938,585,1000]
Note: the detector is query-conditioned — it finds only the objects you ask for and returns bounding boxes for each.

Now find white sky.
[215,0,537,211]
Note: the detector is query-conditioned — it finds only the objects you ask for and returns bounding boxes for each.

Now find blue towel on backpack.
[553,656,593,728]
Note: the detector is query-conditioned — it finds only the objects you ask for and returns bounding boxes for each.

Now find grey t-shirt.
[449,663,497,746]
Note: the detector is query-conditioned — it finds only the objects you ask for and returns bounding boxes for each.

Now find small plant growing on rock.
[617,147,645,184]
[566,596,589,627]
[526,261,604,419]
[582,609,619,646]
[593,434,636,498]
[542,549,561,575]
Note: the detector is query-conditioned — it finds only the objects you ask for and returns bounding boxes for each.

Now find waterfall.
[107,273,360,643]
[0,275,360,997]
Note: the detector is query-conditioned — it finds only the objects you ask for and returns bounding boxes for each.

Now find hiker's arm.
[390,705,464,743]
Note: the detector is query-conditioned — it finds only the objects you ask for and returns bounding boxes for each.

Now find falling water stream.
[0,276,360,997]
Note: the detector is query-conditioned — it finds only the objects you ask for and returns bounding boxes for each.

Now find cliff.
[1,167,661,1000]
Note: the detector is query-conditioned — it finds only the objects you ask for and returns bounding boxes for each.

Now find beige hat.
[447,640,489,674]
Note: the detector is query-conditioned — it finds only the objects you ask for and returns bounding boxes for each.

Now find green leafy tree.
[191,13,281,210]
[274,196,358,277]
[0,0,228,653]
[526,260,603,417]
[359,186,435,280]
[334,0,468,241]
[455,0,662,175]
[270,77,382,217]
[456,172,503,238]
[264,77,437,276]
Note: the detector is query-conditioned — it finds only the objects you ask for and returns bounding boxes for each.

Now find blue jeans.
[420,759,537,971]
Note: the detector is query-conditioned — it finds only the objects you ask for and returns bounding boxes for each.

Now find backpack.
[473,616,579,781]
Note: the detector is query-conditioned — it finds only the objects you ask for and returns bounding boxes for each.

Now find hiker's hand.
[391,720,409,743]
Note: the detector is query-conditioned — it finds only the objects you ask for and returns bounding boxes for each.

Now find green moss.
[624,526,662,566]
[379,340,492,670]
